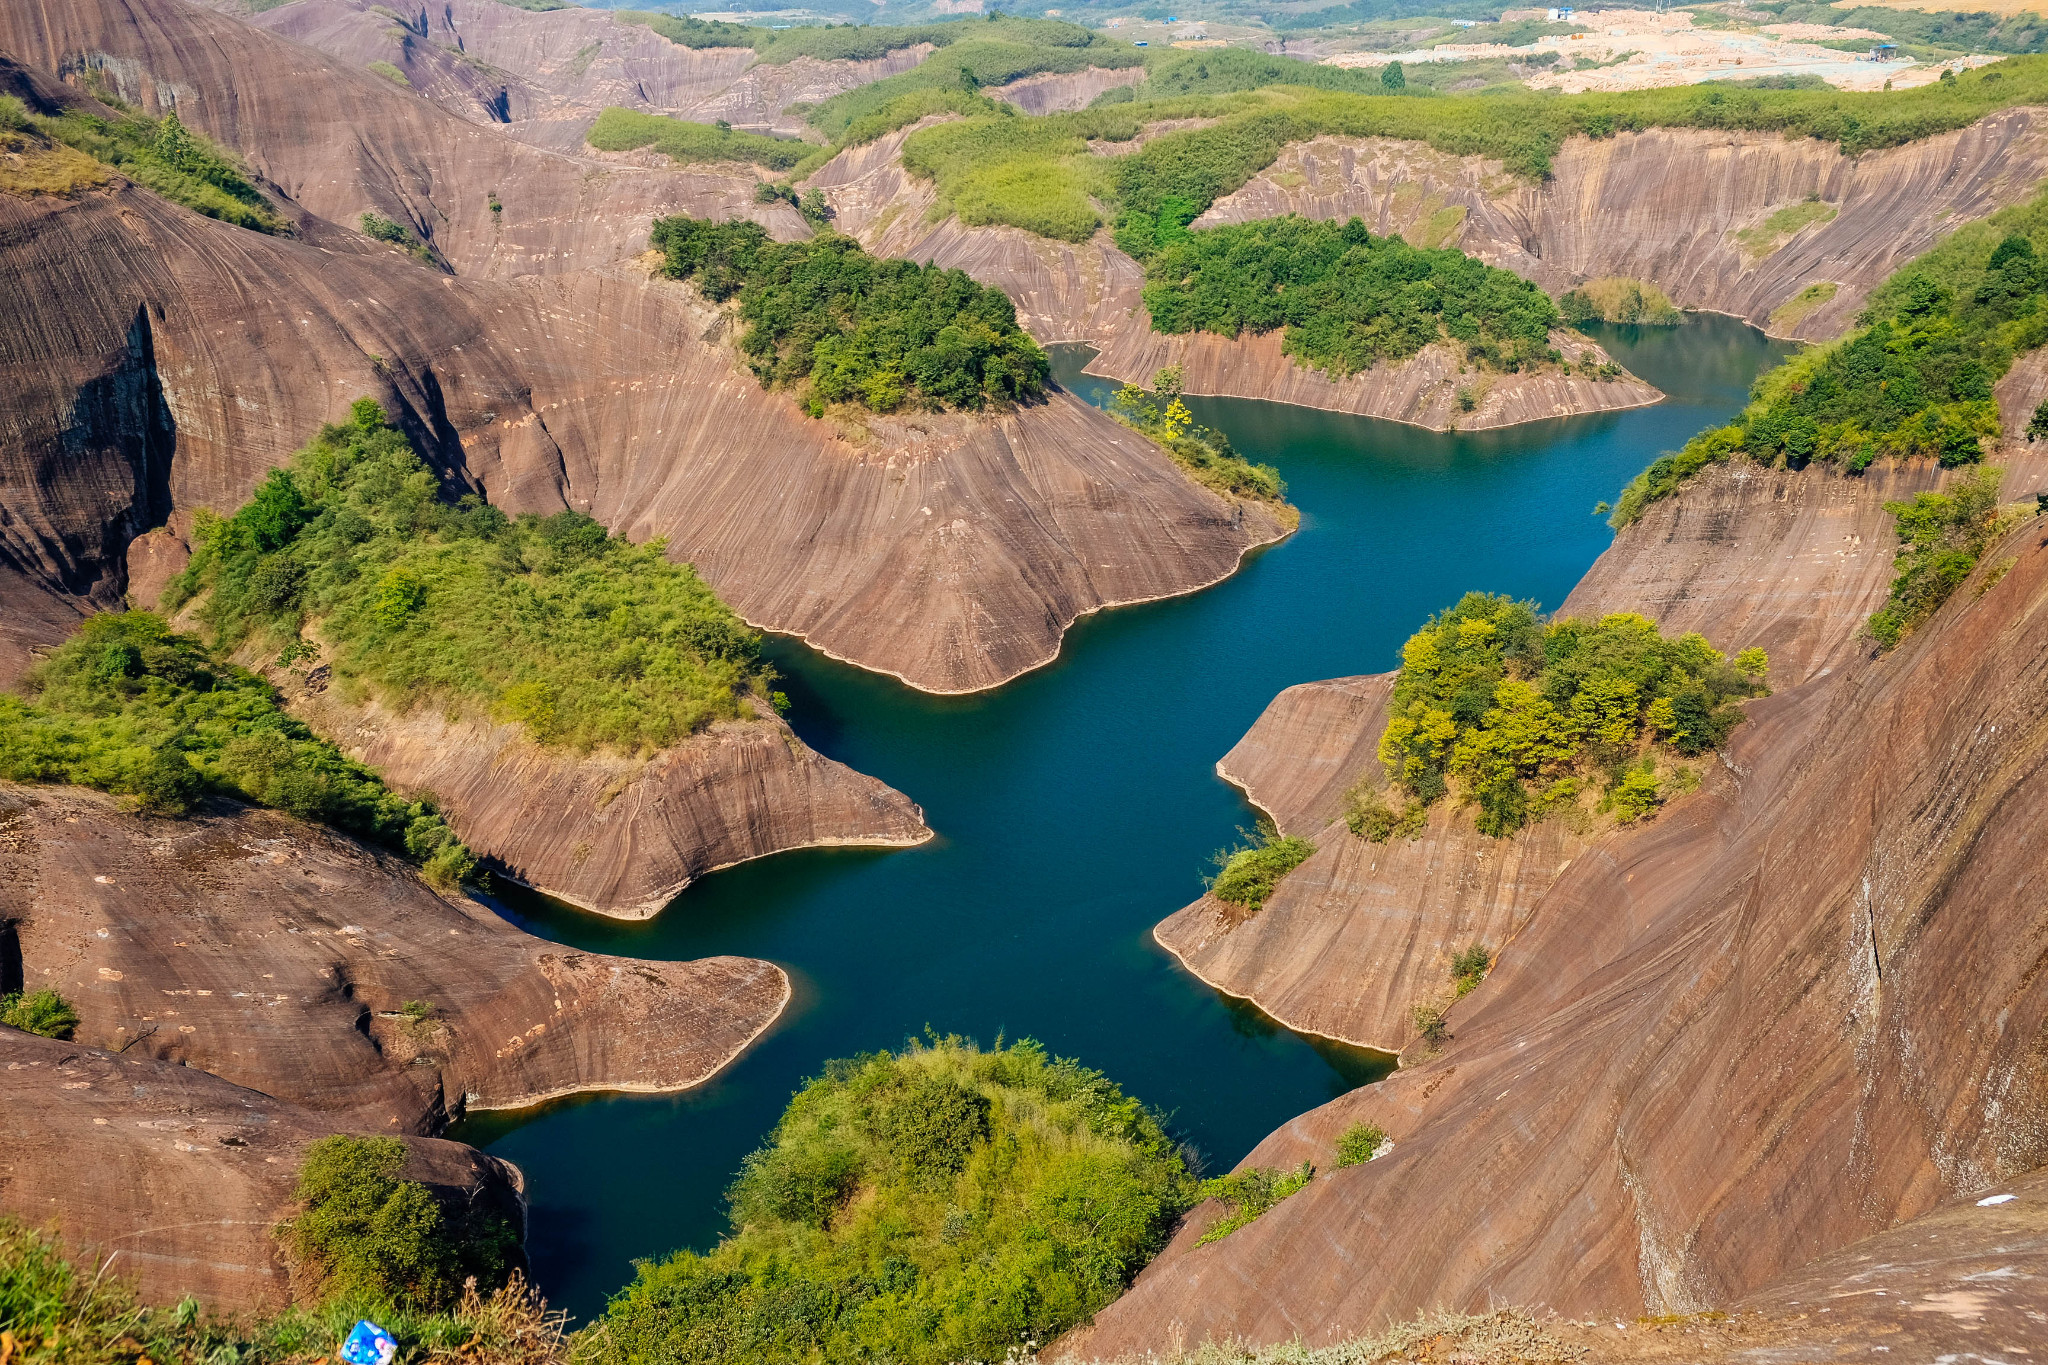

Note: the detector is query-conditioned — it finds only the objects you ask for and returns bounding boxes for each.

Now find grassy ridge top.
[898,57,2048,244]
[586,107,811,169]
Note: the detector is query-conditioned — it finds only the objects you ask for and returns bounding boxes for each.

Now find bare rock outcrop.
[1199,114,2048,341]
[0,0,809,279]
[0,154,1284,694]
[988,65,1147,115]
[0,1029,525,1310]
[207,0,931,147]
[1074,503,2048,1355]
[1078,325,1661,432]
[0,784,791,1129]
[284,689,931,919]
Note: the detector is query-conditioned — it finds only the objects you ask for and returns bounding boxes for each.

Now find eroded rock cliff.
[281,688,930,919]
[0,784,791,1129]
[1199,115,2048,342]
[1084,486,2048,1351]
[0,1029,526,1310]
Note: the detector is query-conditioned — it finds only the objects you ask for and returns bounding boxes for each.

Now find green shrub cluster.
[1867,465,2009,649]
[588,1037,1193,1365]
[1333,1122,1388,1168]
[1205,819,1315,915]
[651,216,1048,414]
[1193,1162,1315,1246]
[18,105,285,232]
[1140,215,1562,377]
[1610,187,2048,525]
[1450,944,1491,997]
[283,1136,520,1312]
[0,1219,559,1365]
[0,612,473,886]
[586,108,810,170]
[357,211,439,266]
[899,103,1142,242]
[1107,367,1289,505]
[166,399,768,755]
[1,989,79,1040]
[1377,593,1767,838]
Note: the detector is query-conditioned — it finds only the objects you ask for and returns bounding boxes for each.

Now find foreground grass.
[588,1037,1194,1365]
[166,400,771,754]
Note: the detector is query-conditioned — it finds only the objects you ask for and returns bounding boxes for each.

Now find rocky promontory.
[0,784,792,1130]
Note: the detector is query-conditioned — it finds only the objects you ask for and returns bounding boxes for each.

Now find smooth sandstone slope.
[0,783,792,1129]
[0,0,810,278]
[282,686,931,919]
[1199,114,2048,342]
[1073,496,2048,1356]
[206,0,932,147]
[0,1030,527,1310]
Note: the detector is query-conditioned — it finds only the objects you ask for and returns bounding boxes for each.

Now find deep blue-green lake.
[452,316,1791,1320]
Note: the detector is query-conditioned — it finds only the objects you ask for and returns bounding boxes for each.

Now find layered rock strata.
[0,1030,527,1310]
[283,689,931,919]
[207,0,930,145]
[0,0,809,278]
[1075,502,2048,1354]
[1198,114,2048,342]
[989,65,1148,114]
[0,783,791,1129]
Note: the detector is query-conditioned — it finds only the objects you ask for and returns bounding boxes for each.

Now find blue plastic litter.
[340,1320,397,1365]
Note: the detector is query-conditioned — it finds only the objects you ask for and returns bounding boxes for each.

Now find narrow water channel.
[452,315,1792,1321]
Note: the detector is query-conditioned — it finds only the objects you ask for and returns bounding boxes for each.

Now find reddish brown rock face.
[283,690,932,919]
[0,1030,526,1311]
[1074,507,2048,1355]
[0,785,791,1131]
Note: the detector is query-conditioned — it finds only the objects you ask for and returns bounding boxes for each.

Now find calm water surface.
[452,316,1792,1319]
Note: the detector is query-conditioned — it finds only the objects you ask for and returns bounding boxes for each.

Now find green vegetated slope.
[652,215,1049,416]
[588,1037,1194,1365]
[587,108,812,169]
[1609,184,2048,526]
[167,400,773,752]
[0,96,286,232]
[899,57,2048,244]
[1137,214,1565,377]
[0,612,474,885]
[1363,593,1768,839]
[1755,0,2048,54]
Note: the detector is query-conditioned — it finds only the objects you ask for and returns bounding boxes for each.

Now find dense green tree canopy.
[652,216,1048,415]
[589,1038,1192,1365]
[1139,214,1562,375]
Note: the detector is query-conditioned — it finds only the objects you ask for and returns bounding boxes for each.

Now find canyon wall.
[1199,113,2048,342]
[1074,493,2048,1354]
[0,1030,527,1310]
[0,783,791,1130]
